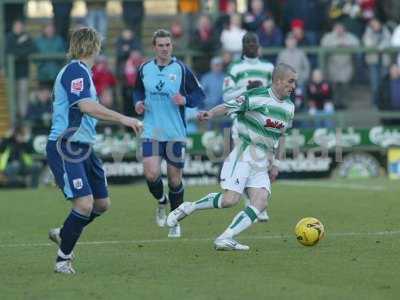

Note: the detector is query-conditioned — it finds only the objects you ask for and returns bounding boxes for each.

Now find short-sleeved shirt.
[48,60,98,144]
[224,87,295,153]
[133,57,204,141]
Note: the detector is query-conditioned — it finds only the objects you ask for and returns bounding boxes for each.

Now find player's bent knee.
[73,195,94,216]
[144,169,160,183]
[221,191,240,208]
[94,197,111,213]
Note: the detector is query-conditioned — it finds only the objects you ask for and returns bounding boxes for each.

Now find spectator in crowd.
[289,19,315,47]
[122,50,145,116]
[25,85,53,134]
[4,2,25,34]
[116,29,142,74]
[122,0,145,39]
[391,23,400,65]
[328,0,365,37]
[362,18,391,107]
[220,14,246,59]
[376,0,400,24]
[215,0,237,35]
[378,64,400,125]
[321,22,360,108]
[179,0,201,41]
[257,17,283,48]
[0,124,41,188]
[35,23,65,88]
[51,1,73,44]
[277,34,310,90]
[306,69,335,128]
[86,1,108,41]
[243,0,268,32]
[190,14,220,75]
[5,20,36,118]
[170,18,185,50]
[200,57,224,111]
[92,55,117,109]
[283,0,328,43]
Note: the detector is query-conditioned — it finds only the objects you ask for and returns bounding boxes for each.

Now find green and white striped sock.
[218,205,260,239]
[193,192,222,210]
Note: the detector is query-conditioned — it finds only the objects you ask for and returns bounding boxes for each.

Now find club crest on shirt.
[71,78,84,95]
[235,95,245,104]
[73,178,83,190]
[169,74,177,81]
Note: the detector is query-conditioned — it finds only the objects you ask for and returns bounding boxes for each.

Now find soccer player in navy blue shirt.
[46,27,143,274]
[133,29,205,237]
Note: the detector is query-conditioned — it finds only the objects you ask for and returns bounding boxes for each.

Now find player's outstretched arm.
[78,100,143,134]
[197,104,228,121]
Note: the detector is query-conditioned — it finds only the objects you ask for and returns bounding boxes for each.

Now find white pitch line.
[1,230,399,249]
[278,180,385,191]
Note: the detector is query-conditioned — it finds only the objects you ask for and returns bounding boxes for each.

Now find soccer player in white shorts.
[166,63,297,250]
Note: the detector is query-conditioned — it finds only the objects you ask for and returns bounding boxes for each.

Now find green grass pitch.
[1,179,399,300]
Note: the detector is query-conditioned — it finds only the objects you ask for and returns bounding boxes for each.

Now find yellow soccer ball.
[295,217,325,246]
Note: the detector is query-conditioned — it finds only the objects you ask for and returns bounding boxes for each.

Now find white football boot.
[168,223,181,238]
[54,260,76,274]
[166,202,195,227]
[48,228,62,245]
[214,238,250,251]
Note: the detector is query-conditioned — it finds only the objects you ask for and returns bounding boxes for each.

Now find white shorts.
[220,145,271,195]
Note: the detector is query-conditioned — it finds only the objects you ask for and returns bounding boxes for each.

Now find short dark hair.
[152,29,171,45]
[242,31,259,46]
[272,63,297,83]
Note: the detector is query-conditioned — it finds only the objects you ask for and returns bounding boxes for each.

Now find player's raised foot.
[166,202,195,227]
[168,223,181,238]
[48,228,61,245]
[49,228,75,260]
[156,204,167,227]
[214,238,250,251]
[258,210,269,222]
[54,260,76,274]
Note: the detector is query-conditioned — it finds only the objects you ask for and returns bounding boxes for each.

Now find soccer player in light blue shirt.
[46,27,142,274]
[133,29,205,238]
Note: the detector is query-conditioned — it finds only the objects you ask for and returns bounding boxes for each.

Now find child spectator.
[122,50,144,116]
[92,56,117,108]
[306,69,335,127]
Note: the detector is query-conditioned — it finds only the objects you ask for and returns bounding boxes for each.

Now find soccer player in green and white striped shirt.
[223,32,274,221]
[166,63,297,250]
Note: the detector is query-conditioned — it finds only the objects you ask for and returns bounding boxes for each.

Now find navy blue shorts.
[46,140,108,200]
[142,139,186,169]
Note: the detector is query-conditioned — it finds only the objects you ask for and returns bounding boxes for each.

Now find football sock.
[193,192,223,210]
[57,209,90,262]
[146,176,166,204]
[218,205,259,239]
[84,210,102,227]
[169,182,184,211]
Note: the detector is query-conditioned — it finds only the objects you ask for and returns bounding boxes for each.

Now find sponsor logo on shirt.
[155,80,165,91]
[71,78,84,96]
[265,118,284,129]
